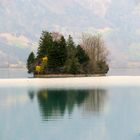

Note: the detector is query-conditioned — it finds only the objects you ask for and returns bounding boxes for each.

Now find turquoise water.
[1,86,140,140]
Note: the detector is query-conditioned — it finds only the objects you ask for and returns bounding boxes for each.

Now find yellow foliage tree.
[35,56,48,74]
[42,56,48,62]
[41,56,48,73]
[35,65,42,74]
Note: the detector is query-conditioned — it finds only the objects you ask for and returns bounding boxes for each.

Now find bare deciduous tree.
[81,33,109,74]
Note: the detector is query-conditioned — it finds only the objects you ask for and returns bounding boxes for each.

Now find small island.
[27,31,109,78]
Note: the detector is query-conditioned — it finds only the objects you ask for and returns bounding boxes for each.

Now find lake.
[108,68,140,76]
[0,68,32,78]
[0,69,140,140]
[1,80,140,140]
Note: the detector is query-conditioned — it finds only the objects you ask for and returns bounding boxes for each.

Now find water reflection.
[28,89,107,121]
[1,87,140,140]
[82,89,107,114]
[28,91,35,101]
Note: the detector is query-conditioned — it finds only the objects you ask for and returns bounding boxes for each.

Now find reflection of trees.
[28,89,107,120]
[28,91,35,101]
[82,89,107,114]
[37,90,89,120]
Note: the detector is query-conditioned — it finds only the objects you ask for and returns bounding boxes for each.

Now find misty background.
[0,0,140,69]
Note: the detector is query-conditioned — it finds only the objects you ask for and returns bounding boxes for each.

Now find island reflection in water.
[28,89,107,121]
[2,86,140,140]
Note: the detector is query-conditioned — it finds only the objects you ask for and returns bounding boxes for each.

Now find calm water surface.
[108,68,140,76]
[1,86,140,140]
[0,68,32,78]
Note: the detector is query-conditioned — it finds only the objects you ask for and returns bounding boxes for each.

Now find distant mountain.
[0,0,140,68]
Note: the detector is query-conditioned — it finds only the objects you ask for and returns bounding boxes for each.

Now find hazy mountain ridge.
[0,0,140,68]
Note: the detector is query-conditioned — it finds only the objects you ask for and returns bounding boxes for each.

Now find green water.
[0,86,140,140]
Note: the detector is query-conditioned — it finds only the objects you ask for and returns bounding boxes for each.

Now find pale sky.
[0,0,140,68]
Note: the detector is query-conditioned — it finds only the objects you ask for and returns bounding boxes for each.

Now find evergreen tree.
[27,52,35,73]
[97,61,109,74]
[37,32,67,73]
[67,58,80,74]
[66,35,76,58]
[37,31,53,58]
[76,45,89,73]
[76,45,89,64]
[65,35,80,74]
[58,36,67,67]
[47,41,60,72]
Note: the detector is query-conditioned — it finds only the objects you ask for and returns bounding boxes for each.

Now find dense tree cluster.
[27,31,109,75]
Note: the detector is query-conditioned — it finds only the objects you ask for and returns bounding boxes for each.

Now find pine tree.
[58,36,67,67]
[66,35,76,58]
[47,35,67,73]
[97,61,109,74]
[65,35,80,74]
[76,45,89,64]
[67,58,80,74]
[76,45,89,73]
[27,52,35,73]
[37,31,53,58]
[47,41,60,72]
